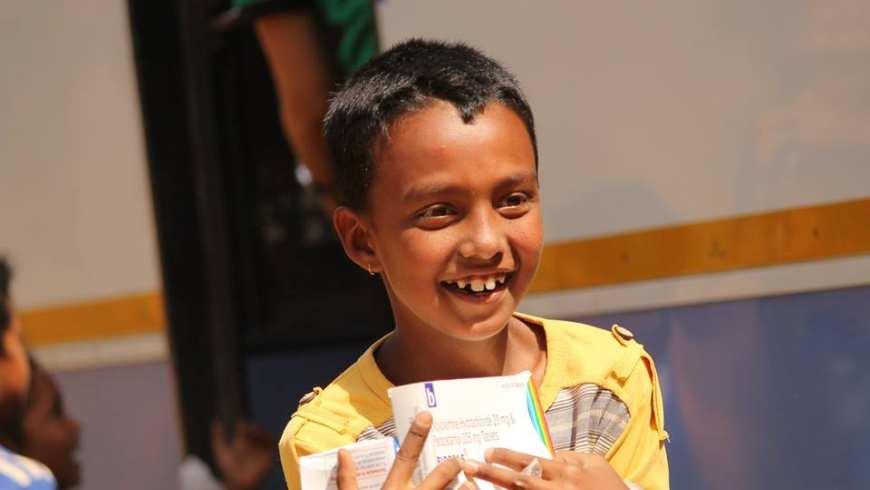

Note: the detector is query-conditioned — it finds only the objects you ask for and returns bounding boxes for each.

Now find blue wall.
[55,362,182,490]
[248,285,870,489]
[581,285,870,489]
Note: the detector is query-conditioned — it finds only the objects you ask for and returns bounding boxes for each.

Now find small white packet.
[299,437,398,490]
[388,371,553,490]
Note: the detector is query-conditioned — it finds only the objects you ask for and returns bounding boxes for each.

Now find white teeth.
[448,274,509,293]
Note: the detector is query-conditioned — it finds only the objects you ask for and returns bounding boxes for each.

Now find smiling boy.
[279,40,668,489]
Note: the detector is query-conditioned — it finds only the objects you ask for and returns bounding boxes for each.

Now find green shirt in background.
[232,0,378,77]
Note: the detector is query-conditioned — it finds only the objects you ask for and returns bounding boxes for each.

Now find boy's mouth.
[440,273,512,296]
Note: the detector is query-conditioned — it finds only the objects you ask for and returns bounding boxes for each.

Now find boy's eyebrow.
[402,171,538,203]
[494,171,538,191]
[402,183,464,203]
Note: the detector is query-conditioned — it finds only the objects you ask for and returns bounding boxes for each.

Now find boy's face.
[362,101,542,342]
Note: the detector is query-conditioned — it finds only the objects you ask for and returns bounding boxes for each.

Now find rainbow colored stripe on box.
[525,379,554,455]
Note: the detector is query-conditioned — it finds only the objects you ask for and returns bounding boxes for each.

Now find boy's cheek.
[514,220,544,259]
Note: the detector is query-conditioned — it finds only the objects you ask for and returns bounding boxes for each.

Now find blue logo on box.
[424,382,437,407]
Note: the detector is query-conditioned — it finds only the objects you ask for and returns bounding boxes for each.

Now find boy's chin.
[441,305,517,341]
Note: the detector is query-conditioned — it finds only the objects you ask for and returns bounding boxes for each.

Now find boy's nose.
[458,209,505,262]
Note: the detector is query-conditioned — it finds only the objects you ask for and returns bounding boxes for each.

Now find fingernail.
[464,460,479,476]
[484,448,494,460]
[415,411,433,427]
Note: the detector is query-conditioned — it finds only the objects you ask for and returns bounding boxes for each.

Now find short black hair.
[0,257,11,335]
[325,38,538,209]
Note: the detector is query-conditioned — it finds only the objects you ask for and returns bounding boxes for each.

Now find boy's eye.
[500,192,529,208]
[497,191,534,218]
[415,204,458,229]
[418,204,455,218]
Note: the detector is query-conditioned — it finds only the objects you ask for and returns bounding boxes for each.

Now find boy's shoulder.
[515,312,659,401]
[278,340,395,489]
[279,340,393,455]
[517,312,666,441]
[516,311,643,360]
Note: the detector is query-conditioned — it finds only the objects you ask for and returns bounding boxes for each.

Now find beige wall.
[0,0,161,310]
[0,2,178,486]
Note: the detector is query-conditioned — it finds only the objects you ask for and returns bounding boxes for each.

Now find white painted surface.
[32,332,168,372]
[377,0,870,310]
[0,0,161,308]
[520,255,870,318]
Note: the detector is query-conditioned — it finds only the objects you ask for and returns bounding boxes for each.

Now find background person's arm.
[255,12,337,212]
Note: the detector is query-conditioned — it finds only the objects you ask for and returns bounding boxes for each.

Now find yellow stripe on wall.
[21,292,165,347]
[17,198,869,345]
[530,197,870,293]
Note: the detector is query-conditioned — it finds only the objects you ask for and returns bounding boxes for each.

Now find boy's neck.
[375,316,547,387]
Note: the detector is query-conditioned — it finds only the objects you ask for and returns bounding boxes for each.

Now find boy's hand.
[211,420,277,490]
[464,448,628,490]
[336,411,469,489]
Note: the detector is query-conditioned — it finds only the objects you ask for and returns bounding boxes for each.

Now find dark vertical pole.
[130,0,388,476]
[127,0,222,468]
[175,0,246,434]
[129,0,248,470]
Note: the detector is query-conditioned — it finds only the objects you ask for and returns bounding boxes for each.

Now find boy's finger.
[418,458,463,490]
[383,411,433,486]
[464,460,547,490]
[485,448,556,475]
[210,421,229,454]
[210,420,221,439]
[336,449,359,490]
[484,447,535,470]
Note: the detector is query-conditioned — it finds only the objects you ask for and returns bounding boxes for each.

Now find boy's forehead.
[382,100,511,145]
[373,101,536,188]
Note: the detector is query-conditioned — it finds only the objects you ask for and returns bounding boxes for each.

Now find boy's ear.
[333,207,380,274]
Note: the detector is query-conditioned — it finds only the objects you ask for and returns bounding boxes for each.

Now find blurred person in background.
[6,357,275,490]
[0,257,275,489]
[11,359,276,490]
[0,359,81,490]
[0,257,56,489]
[178,418,277,490]
[224,0,378,215]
